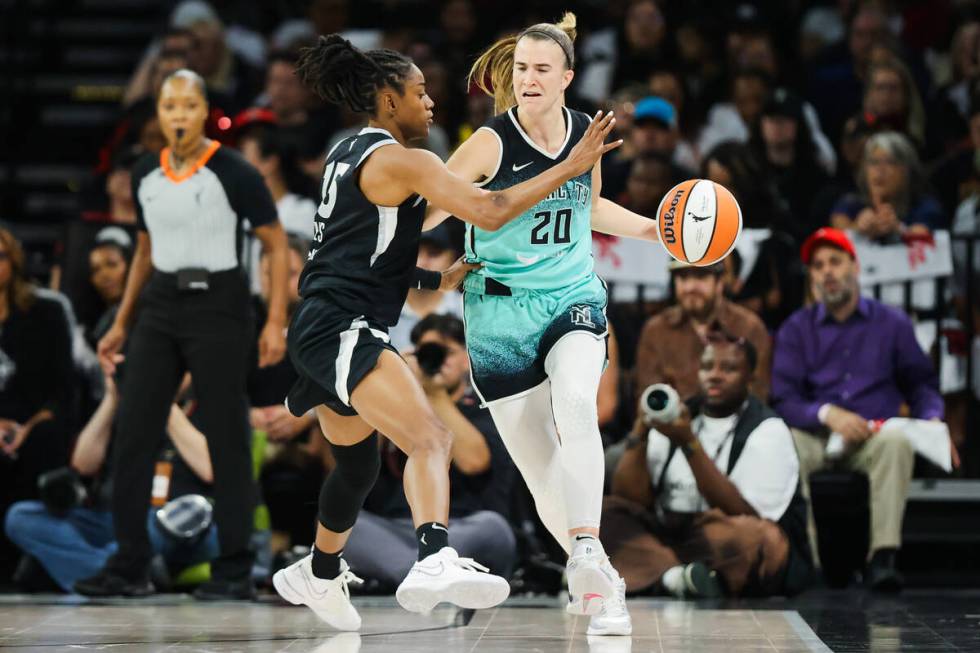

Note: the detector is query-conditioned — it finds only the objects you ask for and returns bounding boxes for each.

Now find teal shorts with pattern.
[463,274,607,404]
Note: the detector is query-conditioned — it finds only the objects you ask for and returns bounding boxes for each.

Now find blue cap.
[633,96,676,129]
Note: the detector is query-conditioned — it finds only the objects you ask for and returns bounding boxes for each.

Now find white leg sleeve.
[487,382,571,554]
[544,332,606,532]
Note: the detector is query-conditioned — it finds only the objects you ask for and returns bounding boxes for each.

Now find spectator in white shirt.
[698,68,836,174]
[601,335,812,598]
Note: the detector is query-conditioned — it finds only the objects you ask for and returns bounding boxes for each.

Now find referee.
[75,70,289,599]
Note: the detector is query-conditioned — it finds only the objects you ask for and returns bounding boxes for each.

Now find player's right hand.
[566,110,622,177]
[440,256,482,291]
[97,324,127,376]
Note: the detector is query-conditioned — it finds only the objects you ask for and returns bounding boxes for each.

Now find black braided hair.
[296,34,414,115]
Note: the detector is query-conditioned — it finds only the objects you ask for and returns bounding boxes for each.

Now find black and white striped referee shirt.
[132,142,278,272]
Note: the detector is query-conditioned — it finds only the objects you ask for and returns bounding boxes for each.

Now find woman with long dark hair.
[270,34,617,631]
[0,228,74,580]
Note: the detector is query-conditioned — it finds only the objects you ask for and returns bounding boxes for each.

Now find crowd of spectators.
[2,0,979,600]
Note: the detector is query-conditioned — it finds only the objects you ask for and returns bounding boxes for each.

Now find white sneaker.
[587,575,632,636]
[395,547,510,613]
[272,555,363,631]
[566,539,617,616]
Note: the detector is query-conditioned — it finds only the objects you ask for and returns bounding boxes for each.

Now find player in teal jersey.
[425,13,663,636]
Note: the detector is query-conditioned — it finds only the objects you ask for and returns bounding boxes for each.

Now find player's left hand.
[258,322,287,367]
[652,404,696,447]
[440,257,482,291]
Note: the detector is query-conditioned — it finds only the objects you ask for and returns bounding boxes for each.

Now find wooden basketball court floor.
[0,595,836,652]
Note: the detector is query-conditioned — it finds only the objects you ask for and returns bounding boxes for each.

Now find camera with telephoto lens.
[640,383,681,423]
[37,467,88,516]
[415,342,448,376]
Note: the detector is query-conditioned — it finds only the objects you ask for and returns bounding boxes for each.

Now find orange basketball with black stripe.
[655,179,743,266]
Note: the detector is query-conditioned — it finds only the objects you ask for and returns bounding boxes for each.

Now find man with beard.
[771,228,947,592]
[635,261,771,403]
[601,338,811,598]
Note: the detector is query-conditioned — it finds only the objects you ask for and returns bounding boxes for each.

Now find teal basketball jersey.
[465,106,594,291]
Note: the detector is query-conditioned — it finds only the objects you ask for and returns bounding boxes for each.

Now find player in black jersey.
[270,34,620,630]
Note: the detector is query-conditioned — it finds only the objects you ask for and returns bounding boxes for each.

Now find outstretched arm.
[422,128,501,230]
[592,198,661,242]
[393,111,620,231]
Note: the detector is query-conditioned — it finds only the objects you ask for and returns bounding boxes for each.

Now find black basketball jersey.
[298,127,427,326]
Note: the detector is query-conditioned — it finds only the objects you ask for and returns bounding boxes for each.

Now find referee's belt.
[463,275,524,297]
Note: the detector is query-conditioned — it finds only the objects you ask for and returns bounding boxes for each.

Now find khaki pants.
[792,427,914,566]
[599,496,790,596]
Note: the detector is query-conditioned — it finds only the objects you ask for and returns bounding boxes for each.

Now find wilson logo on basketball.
[656,179,743,267]
[661,187,685,244]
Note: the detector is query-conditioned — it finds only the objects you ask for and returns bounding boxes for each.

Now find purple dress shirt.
[771,296,944,430]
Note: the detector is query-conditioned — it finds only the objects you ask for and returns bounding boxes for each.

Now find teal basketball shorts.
[462,273,608,405]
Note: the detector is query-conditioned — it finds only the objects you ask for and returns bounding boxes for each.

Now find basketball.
[655,179,743,266]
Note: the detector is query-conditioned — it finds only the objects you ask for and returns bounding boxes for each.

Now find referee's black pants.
[108,269,256,581]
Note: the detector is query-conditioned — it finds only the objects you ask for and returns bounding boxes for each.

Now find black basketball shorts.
[285,295,398,417]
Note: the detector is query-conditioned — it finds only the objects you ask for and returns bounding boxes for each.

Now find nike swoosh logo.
[297,569,330,600]
[690,214,712,222]
[512,162,533,172]
[431,524,448,533]
[420,533,427,545]
[517,254,540,264]
[414,561,445,577]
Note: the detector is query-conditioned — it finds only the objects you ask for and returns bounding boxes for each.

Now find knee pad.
[318,432,381,532]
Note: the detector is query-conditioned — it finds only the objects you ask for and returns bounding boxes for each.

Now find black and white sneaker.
[273,554,363,631]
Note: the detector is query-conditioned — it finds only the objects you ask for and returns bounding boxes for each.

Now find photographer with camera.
[338,314,518,585]
[4,366,219,594]
[600,336,812,598]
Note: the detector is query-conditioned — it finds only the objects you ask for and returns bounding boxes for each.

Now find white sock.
[661,565,685,597]
[545,334,606,533]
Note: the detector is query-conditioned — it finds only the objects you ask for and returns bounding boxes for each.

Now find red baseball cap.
[232,107,277,132]
[801,227,857,264]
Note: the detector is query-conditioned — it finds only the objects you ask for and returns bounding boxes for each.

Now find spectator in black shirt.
[86,230,132,346]
[749,88,832,243]
[701,144,804,329]
[343,314,518,583]
[0,227,74,580]
[602,97,693,202]
[931,91,980,217]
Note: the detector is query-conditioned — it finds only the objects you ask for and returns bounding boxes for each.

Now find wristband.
[413,268,442,291]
